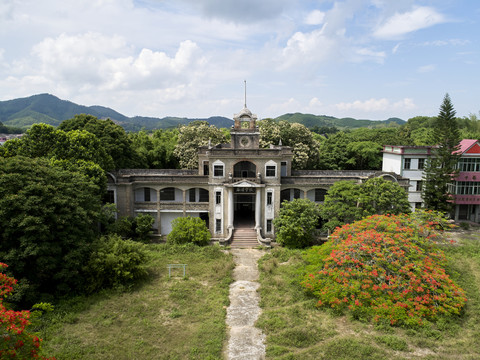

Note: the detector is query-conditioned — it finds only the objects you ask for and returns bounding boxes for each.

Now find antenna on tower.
[244,80,247,108]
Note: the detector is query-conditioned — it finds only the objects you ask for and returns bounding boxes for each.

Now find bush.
[302,211,466,327]
[113,214,155,242]
[0,263,55,359]
[167,216,211,246]
[83,234,149,293]
[273,199,321,248]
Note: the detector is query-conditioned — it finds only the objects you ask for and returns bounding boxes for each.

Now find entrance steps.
[230,228,258,248]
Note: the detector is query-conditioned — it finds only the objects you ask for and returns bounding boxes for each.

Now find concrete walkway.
[225,249,266,360]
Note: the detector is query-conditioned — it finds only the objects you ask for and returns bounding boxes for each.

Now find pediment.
[232,180,257,187]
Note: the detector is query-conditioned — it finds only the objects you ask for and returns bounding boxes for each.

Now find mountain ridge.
[0,94,406,131]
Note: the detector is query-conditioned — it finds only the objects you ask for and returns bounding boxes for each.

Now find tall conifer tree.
[422,93,460,213]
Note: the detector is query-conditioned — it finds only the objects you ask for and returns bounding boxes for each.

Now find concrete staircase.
[230,228,258,248]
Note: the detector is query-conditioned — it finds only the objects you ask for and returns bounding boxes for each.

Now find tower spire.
[244,80,247,108]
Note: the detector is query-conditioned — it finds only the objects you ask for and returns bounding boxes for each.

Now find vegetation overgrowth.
[302,211,466,327]
[257,228,480,359]
[38,244,234,359]
[0,263,55,359]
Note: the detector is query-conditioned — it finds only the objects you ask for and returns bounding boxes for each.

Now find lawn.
[256,229,480,360]
[39,244,234,360]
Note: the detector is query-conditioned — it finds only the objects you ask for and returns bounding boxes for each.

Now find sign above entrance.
[234,187,256,193]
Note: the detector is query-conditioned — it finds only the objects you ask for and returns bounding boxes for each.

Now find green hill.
[0,94,405,131]
[275,113,405,129]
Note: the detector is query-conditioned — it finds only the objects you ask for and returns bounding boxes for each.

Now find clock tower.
[231,106,260,149]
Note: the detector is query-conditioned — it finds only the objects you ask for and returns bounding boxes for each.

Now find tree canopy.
[321,177,410,230]
[174,121,227,169]
[0,156,102,304]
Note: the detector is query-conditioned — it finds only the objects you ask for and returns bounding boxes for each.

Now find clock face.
[240,136,250,147]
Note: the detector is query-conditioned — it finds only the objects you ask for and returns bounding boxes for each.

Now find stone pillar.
[255,188,261,229]
[303,189,308,199]
[228,188,234,228]
[182,189,186,216]
[156,189,161,235]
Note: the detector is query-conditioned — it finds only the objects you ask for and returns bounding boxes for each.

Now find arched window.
[234,161,256,178]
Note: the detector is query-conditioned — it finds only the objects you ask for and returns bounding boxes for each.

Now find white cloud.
[265,98,301,116]
[373,6,445,39]
[392,43,400,54]
[335,98,416,112]
[417,64,435,73]
[422,39,471,47]
[305,10,325,25]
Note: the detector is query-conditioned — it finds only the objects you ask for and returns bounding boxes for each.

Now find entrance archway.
[234,161,256,179]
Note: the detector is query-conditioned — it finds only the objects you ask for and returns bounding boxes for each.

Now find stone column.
[182,189,186,216]
[255,188,261,229]
[156,189,161,235]
[228,188,234,228]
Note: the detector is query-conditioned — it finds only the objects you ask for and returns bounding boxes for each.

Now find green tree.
[129,129,179,169]
[321,177,410,230]
[259,120,320,169]
[321,181,364,230]
[167,216,211,245]
[0,156,102,304]
[174,121,227,169]
[359,177,411,216]
[273,198,321,248]
[423,94,461,213]
[58,114,136,169]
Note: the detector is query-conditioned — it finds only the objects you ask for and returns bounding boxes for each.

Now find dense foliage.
[273,199,322,248]
[84,235,149,293]
[58,114,136,169]
[302,212,467,327]
[0,263,54,359]
[167,216,211,245]
[321,177,411,230]
[174,121,227,169]
[0,157,102,304]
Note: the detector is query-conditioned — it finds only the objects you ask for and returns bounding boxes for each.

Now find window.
[294,189,301,199]
[266,219,272,233]
[266,165,276,177]
[281,161,287,177]
[144,187,151,202]
[214,165,224,177]
[404,158,411,170]
[315,189,327,202]
[215,191,222,205]
[215,219,222,233]
[160,187,175,201]
[416,180,423,192]
[199,189,209,202]
[203,161,209,175]
[457,158,480,172]
[189,188,196,202]
[266,192,273,206]
[418,158,425,170]
[104,190,115,204]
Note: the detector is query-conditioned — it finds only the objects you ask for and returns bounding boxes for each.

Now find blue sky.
[0,0,478,120]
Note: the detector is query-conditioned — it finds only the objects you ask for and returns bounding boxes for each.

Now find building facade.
[382,140,480,223]
[109,106,408,244]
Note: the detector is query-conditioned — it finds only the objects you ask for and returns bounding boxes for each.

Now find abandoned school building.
[107,105,409,246]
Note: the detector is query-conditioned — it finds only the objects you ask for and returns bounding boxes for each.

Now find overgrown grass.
[38,244,234,360]
[257,230,480,359]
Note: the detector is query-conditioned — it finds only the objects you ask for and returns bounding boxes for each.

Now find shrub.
[0,263,55,359]
[167,216,211,246]
[84,234,149,293]
[302,211,466,327]
[113,214,155,242]
[273,199,321,248]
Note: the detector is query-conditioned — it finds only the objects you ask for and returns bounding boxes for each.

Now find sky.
[0,0,478,121]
